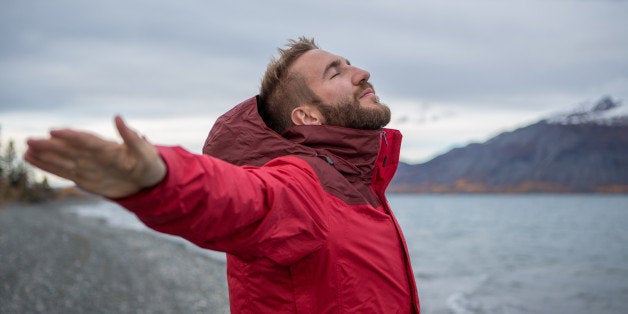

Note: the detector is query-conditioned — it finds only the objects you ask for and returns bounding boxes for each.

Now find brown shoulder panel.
[297,156,381,208]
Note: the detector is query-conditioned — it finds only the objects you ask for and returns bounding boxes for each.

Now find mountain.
[390,96,628,193]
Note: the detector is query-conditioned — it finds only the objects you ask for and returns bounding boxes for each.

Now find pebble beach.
[0,200,230,314]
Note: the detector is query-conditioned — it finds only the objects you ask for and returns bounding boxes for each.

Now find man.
[25,37,420,313]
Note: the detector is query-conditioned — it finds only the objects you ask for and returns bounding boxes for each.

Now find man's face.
[290,49,391,130]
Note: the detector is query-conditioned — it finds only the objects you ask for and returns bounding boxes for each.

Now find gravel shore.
[0,200,230,314]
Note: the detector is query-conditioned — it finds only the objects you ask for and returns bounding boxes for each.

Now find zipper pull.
[316,153,334,165]
[381,130,388,146]
[324,156,334,165]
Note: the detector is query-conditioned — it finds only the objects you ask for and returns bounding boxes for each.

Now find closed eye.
[323,58,349,80]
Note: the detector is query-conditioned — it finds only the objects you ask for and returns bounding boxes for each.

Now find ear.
[291,105,324,126]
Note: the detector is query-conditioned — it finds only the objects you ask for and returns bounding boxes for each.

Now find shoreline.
[0,200,230,313]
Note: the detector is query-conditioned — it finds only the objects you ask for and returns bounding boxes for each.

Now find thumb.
[114,115,145,151]
[114,115,167,189]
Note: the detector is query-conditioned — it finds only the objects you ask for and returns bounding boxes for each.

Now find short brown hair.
[259,37,320,133]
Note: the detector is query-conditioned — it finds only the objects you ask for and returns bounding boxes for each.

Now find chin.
[360,97,381,107]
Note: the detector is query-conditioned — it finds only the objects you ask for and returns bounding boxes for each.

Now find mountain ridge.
[390,96,628,193]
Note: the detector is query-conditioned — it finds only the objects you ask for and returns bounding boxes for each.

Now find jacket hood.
[202,96,309,166]
[202,96,399,183]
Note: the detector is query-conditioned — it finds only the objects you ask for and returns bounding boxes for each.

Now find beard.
[315,83,391,130]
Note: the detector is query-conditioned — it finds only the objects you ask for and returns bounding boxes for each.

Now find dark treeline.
[0,129,56,204]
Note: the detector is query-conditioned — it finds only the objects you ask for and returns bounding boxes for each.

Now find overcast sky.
[2,0,627,176]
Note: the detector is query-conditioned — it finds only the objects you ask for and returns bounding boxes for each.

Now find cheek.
[319,83,353,102]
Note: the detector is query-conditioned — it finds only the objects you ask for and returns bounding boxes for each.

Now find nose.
[351,66,370,85]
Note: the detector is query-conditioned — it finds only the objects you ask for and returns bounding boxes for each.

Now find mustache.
[354,81,375,99]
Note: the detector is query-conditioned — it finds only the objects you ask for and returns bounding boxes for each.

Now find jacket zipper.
[381,131,388,167]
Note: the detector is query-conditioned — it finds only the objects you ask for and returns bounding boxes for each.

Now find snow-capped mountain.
[545,96,627,126]
[390,96,628,193]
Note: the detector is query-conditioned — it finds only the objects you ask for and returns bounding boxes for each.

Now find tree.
[0,127,4,202]
[0,131,58,203]
[0,125,4,196]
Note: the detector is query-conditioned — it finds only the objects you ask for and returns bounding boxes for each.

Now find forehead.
[290,49,342,79]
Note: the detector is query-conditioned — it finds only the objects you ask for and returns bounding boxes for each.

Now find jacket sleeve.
[115,145,329,266]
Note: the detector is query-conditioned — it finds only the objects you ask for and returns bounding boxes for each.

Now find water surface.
[389,194,628,314]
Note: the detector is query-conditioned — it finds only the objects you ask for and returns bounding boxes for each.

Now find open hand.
[24,116,167,199]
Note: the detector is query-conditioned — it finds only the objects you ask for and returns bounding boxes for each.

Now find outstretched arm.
[24,116,167,199]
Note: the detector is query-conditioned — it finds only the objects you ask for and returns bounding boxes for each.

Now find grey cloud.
[1,0,627,115]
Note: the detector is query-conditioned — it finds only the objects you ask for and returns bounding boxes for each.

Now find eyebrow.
[322,58,351,79]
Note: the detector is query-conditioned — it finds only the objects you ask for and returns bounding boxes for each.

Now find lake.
[389,194,628,314]
[67,194,628,313]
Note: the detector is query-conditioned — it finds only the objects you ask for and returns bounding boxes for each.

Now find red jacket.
[117,96,420,313]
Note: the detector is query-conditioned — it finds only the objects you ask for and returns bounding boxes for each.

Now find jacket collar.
[203,96,401,187]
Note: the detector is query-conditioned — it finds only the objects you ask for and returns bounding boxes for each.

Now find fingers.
[48,128,108,151]
[24,124,117,182]
[24,139,78,181]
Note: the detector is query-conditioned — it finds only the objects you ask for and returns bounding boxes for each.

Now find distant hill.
[390,96,628,193]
